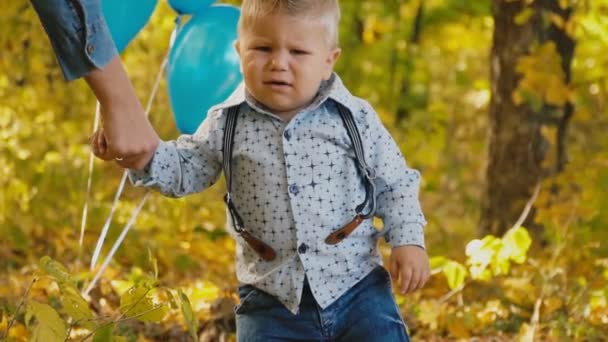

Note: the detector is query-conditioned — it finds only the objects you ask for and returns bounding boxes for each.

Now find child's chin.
[265,100,297,113]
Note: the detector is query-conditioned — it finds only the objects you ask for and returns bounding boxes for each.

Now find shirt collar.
[209,73,359,116]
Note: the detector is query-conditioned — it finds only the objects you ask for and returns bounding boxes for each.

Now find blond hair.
[238,0,341,47]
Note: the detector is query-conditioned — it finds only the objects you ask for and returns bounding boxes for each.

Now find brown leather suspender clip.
[325,215,364,245]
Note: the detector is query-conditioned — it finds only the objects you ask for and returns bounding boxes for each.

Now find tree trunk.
[480,1,547,237]
[394,0,424,125]
[480,0,576,237]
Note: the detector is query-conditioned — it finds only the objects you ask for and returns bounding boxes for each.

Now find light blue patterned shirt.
[130,74,426,314]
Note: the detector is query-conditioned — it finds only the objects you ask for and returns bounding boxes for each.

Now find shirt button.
[283,129,292,141]
[86,44,95,54]
[288,184,299,195]
[298,243,308,254]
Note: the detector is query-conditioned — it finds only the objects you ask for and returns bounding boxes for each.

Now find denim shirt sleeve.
[30,0,117,81]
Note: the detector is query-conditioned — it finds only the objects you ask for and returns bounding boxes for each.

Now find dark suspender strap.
[336,103,377,219]
[223,106,239,193]
[222,106,277,261]
[222,106,244,232]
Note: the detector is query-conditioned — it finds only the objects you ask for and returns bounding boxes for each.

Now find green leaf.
[110,280,135,297]
[119,283,166,323]
[429,256,448,272]
[148,248,159,280]
[502,226,532,264]
[164,288,179,310]
[490,254,511,276]
[179,289,199,342]
[59,285,95,329]
[469,264,492,281]
[5,224,29,250]
[465,235,501,278]
[25,301,67,342]
[93,324,114,342]
[39,256,73,286]
[443,261,467,290]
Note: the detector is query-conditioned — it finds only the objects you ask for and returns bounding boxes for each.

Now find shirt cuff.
[384,222,426,249]
[127,141,170,186]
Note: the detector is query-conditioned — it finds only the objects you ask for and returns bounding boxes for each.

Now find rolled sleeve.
[358,100,427,249]
[31,0,117,81]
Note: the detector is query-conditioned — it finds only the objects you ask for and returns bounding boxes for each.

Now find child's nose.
[269,51,288,71]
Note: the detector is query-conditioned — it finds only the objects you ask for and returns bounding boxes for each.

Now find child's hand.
[389,245,430,294]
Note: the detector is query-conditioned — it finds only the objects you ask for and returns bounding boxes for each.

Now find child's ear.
[234,40,241,57]
[234,40,244,73]
[323,47,341,80]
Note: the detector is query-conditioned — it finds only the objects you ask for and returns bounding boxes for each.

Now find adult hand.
[85,55,160,170]
[90,126,157,170]
[100,105,159,170]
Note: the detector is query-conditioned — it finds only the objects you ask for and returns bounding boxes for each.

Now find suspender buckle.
[363,166,376,180]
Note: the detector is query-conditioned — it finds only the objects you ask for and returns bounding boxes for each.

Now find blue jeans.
[235,266,410,341]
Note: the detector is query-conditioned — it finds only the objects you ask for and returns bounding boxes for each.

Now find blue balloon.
[102,0,158,53]
[168,0,215,15]
[167,5,242,134]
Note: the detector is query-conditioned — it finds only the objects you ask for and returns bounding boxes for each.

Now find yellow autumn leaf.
[447,316,471,338]
[543,296,564,316]
[515,8,535,25]
[59,285,95,329]
[363,16,378,45]
[443,260,467,290]
[549,13,566,29]
[25,301,67,342]
[179,289,199,342]
[545,81,570,106]
[512,90,524,105]
[416,300,442,330]
[502,226,532,264]
[119,283,167,323]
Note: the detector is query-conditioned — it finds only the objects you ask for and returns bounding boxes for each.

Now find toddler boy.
[92,0,429,340]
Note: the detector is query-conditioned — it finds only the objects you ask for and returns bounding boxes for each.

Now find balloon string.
[90,171,128,270]
[145,50,170,116]
[78,102,101,262]
[84,191,151,296]
[89,48,170,271]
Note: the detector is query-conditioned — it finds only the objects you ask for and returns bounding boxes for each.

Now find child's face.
[235,14,341,116]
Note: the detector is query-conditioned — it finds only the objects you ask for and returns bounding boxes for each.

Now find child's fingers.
[389,258,399,283]
[399,267,413,294]
[408,269,423,293]
[415,269,430,291]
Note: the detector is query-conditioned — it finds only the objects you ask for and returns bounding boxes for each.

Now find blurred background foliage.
[1,0,607,340]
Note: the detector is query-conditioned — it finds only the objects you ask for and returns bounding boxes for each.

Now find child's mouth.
[264,81,292,88]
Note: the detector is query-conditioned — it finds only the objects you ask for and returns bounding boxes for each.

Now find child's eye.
[291,49,309,55]
[253,46,271,52]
